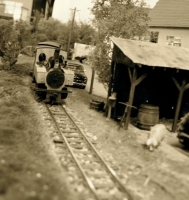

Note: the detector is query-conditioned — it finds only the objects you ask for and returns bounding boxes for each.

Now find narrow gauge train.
[32,41,74,104]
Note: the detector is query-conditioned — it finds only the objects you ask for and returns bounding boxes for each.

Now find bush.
[0,19,22,68]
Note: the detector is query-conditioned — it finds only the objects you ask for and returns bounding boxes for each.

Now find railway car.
[32,41,74,103]
[177,113,189,148]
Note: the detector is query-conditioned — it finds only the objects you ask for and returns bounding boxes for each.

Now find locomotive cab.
[33,41,74,103]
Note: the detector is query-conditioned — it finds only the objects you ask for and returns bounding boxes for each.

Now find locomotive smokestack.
[54,48,60,60]
[54,48,60,69]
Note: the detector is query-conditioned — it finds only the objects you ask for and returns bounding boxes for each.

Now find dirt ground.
[0,55,189,200]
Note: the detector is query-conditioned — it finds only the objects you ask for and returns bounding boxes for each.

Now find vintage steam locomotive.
[32,41,74,103]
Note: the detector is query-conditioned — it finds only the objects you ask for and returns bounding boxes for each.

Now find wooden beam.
[184,83,189,91]
[106,61,115,116]
[135,72,149,86]
[137,63,142,68]
[107,61,115,97]
[127,67,132,83]
[124,66,138,130]
[172,78,186,132]
[123,67,150,129]
[172,76,181,91]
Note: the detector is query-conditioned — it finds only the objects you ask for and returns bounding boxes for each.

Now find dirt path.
[66,87,189,200]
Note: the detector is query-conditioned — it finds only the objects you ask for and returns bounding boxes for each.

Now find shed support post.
[125,66,137,130]
[172,78,186,132]
[108,61,115,97]
[106,61,115,116]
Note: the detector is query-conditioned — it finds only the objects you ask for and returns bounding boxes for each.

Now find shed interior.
[112,64,189,119]
[109,37,189,131]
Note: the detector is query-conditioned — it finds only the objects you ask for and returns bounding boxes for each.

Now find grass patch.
[0,60,78,199]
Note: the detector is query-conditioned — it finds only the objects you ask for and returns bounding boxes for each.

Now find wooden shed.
[108,37,189,132]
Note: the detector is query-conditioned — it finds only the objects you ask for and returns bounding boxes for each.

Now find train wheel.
[61,87,68,99]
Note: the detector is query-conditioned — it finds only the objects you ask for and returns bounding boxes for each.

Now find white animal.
[146,124,168,151]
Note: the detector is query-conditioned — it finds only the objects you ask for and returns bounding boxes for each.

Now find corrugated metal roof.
[149,0,189,28]
[110,37,189,70]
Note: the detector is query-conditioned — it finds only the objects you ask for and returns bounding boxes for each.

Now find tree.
[89,0,150,87]
[37,18,96,50]
[0,16,96,69]
[0,19,37,68]
[0,19,22,68]
[38,18,64,41]
[76,22,96,45]
[37,18,70,49]
[64,19,96,51]
[14,20,33,47]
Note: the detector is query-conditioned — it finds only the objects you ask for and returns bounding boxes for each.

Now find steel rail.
[60,104,133,200]
[44,103,100,200]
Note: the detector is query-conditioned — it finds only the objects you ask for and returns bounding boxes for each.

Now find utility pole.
[67,7,76,60]
[89,67,95,94]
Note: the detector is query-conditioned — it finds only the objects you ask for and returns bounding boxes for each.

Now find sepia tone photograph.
[0,0,189,200]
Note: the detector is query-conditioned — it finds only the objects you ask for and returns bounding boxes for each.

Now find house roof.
[149,0,189,28]
[110,37,189,70]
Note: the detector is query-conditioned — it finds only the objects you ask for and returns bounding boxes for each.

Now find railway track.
[42,103,133,200]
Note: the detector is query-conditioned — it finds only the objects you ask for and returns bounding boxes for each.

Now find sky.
[52,0,94,23]
[144,0,159,8]
[52,0,159,23]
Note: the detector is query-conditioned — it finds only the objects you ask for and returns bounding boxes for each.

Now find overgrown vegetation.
[0,16,96,69]
[88,0,150,87]
[0,19,34,68]
[0,19,21,68]
[36,18,96,49]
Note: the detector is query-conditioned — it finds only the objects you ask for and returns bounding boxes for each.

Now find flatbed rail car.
[32,41,74,103]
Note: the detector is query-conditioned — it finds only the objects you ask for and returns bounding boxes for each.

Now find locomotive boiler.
[32,41,74,103]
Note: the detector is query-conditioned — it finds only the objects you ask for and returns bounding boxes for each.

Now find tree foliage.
[36,18,96,50]
[75,22,95,45]
[89,0,150,87]
[0,15,96,68]
[0,19,22,68]
[14,20,33,47]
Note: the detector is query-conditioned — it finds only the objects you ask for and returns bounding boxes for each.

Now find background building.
[31,0,55,21]
[148,0,189,48]
[0,0,55,21]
